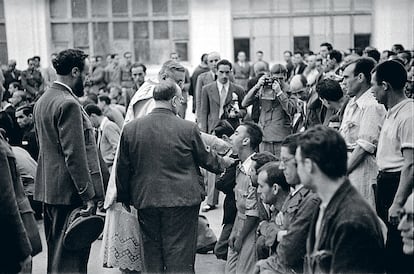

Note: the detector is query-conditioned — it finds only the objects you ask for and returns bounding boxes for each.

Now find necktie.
[219,86,227,118]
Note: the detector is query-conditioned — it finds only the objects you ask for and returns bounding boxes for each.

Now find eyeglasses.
[132,73,144,76]
[279,157,295,166]
[173,96,185,104]
[397,208,414,223]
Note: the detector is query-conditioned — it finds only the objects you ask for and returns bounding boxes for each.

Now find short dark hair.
[241,121,263,150]
[153,81,179,101]
[373,60,407,90]
[84,104,102,116]
[32,56,41,62]
[392,44,405,53]
[382,50,396,58]
[294,51,304,57]
[283,50,293,56]
[52,49,88,75]
[348,57,377,84]
[281,133,301,156]
[258,162,290,192]
[320,42,333,51]
[27,58,33,64]
[98,95,111,105]
[9,82,22,90]
[366,49,381,63]
[257,50,264,54]
[316,79,343,102]
[328,50,342,63]
[216,59,232,71]
[130,62,147,73]
[252,151,278,171]
[213,120,234,138]
[16,104,33,116]
[298,125,347,179]
[201,53,208,62]
[123,51,132,57]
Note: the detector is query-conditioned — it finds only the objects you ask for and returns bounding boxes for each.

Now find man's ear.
[222,134,230,142]
[304,158,313,174]
[71,67,80,78]
[242,137,250,147]
[272,184,279,195]
[381,81,390,91]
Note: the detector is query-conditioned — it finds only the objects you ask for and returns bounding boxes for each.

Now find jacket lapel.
[224,83,236,105]
[209,83,221,106]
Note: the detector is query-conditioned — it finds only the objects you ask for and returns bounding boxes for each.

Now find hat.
[63,207,104,251]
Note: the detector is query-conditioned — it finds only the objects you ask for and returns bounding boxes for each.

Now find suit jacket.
[292,90,322,133]
[103,105,124,129]
[98,118,121,169]
[304,180,385,274]
[3,69,21,91]
[116,108,226,209]
[34,82,104,205]
[195,71,215,120]
[200,82,246,133]
[294,62,307,75]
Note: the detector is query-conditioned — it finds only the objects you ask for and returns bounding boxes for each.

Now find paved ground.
[32,196,226,274]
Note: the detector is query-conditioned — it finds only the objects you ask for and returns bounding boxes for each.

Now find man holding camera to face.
[242,64,297,157]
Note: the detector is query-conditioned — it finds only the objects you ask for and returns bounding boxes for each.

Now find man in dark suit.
[3,59,21,94]
[116,81,234,273]
[200,59,246,134]
[34,49,104,273]
[293,51,307,76]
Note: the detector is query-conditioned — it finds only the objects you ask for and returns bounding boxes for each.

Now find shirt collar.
[290,184,304,196]
[54,81,77,99]
[99,116,109,131]
[217,81,230,92]
[387,98,413,119]
[239,153,256,174]
[352,87,374,109]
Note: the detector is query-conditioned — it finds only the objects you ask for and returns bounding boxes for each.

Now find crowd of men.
[0,41,413,274]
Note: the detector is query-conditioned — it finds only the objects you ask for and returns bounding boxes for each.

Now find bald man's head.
[207,52,221,72]
[254,61,268,74]
[290,75,309,101]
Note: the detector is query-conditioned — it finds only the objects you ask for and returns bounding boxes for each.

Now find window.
[71,0,87,18]
[0,23,7,64]
[112,0,128,17]
[91,0,108,17]
[234,38,250,61]
[49,0,189,64]
[73,23,89,50]
[152,0,168,16]
[294,36,309,53]
[153,21,169,39]
[132,0,148,16]
[354,34,370,50]
[113,22,129,40]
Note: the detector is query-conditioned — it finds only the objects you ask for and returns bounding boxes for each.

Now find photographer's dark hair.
[373,60,407,90]
[52,49,88,76]
[298,125,347,180]
[84,104,102,116]
[316,79,343,102]
[258,162,289,191]
[281,133,301,156]
[241,121,263,150]
[153,81,179,101]
[213,120,234,138]
[217,59,233,70]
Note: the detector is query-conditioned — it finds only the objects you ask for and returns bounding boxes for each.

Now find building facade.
[1,0,413,68]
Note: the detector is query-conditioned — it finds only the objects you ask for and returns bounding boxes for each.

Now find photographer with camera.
[242,64,297,157]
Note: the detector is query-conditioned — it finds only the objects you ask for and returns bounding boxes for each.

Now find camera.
[260,76,278,100]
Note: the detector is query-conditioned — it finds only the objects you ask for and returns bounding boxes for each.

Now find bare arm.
[347,145,369,175]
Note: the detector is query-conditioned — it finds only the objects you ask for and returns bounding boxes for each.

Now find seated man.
[255,134,320,274]
[15,104,38,160]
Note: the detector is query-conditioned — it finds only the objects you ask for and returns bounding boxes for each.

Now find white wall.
[4,0,49,69]
[189,0,234,66]
[372,0,414,51]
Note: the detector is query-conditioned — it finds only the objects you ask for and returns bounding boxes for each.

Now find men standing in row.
[372,60,413,274]
[34,49,104,273]
[116,81,234,273]
[339,57,386,208]
[297,125,385,274]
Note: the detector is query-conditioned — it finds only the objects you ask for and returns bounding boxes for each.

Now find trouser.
[201,169,219,206]
[137,205,200,274]
[259,141,282,158]
[214,223,234,260]
[376,171,412,274]
[28,195,43,220]
[44,204,91,274]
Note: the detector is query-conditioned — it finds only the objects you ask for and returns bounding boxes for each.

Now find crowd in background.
[0,41,413,274]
